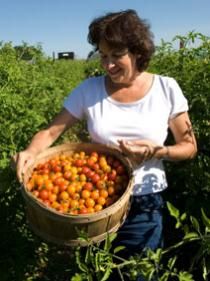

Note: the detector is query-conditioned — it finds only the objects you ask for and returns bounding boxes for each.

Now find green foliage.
[14,42,45,61]
[84,58,105,78]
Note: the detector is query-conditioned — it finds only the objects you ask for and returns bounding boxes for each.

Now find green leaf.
[101,267,112,281]
[180,213,187,221]
[184,232,199,240]
[71,273,83,281]
[201,208,210,229]
[75,250,89,273]
[113,245,125,254]
[104,232,117,252]
[159,272,170,281]
[190,216,201,233]
[178,271,194,281]
[167,256,177,270]
[166,202,180,219]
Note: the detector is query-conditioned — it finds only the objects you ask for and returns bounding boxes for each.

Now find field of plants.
[0,32,209,281]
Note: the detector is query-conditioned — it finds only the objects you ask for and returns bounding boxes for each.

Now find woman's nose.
[104,58,115,69]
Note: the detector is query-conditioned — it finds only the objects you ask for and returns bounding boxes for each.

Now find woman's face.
[98,40,139,84]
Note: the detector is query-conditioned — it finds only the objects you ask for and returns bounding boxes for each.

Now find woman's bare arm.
[13,108,78,182]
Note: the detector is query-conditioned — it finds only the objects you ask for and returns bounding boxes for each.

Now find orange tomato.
[81,189,91,199]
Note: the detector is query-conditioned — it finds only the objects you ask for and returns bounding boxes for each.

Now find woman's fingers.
[118,139,156,163]
[13,151,35,183]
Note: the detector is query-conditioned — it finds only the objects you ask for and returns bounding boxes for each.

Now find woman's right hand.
[12,150,37,183]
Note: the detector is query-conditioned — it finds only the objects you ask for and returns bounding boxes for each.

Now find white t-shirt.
[63,74,188,196]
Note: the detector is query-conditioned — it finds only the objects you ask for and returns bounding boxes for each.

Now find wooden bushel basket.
[21,143,134,247]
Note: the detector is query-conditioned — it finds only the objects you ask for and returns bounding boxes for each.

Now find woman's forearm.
[26,129,58,155]
[155,142,197,161]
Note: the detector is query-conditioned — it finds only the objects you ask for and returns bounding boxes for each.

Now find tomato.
[79,151,86,159]
[89,155,97,163]
[91,173,100,183]
[91,190,100,200]
[79,207,88,214]
[27,180,34,191]
[78,198,85,206]
[44,179,53,191]
[51,201,60,210]
[99,189,109,199]
[91,151,99,159]
[81,190,91,199]
[58,181,68,192]
[97,196,106,206]
[71,192,80,200]
[49,193,57,203]
[63,171,72,180]
[52,165,62,173]
[85,198,95,208]
[87,158,95,168]
[74,159,84,167]
[94,204,103,212]
[96,180,106,189]
[35,175,44,187]
[87,207,95,214]
[52,185,59,194]
[39,189,49,200]
[70,199,79,208]
[75,183,83,193]
[107,186,115,196]
[113,160,121,168]
[67,185,76,196]
[116,165,125,175]
[79,174,87,182]
[32,190,39,197]
[59,191,69,201]
[82,166,90,175]
[92,163,100,171]
[69,209,79,215]
[53,177,64,186]
[108,170,117,181]
[83,182,93,191]
[86,170,95,179]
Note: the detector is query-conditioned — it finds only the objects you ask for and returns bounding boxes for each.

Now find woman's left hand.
[118,139,162,165]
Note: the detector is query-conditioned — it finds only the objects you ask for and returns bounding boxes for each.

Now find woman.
[14,9,197,279]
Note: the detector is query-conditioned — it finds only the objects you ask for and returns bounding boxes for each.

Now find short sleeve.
[63,81,86,120]
[168,78,189,119]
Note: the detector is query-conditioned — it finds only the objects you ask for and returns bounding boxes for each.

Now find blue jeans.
[110,192,164,280]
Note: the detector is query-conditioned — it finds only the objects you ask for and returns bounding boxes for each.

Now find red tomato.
[91,173,100,183]
[39,189,49,200]
[74,159,84,167]
[116,165,125,175]
[91,151,99,159]
[63,171,72,180]
[83,182,94,191]
[108,170,117,181]
[79,207,88,214]
[82,166,90,175]
[87,158,95,168]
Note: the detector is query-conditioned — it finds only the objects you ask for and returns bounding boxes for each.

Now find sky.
[0,0,209,59]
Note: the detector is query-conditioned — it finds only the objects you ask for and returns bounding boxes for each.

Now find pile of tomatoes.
[26,150,129,215]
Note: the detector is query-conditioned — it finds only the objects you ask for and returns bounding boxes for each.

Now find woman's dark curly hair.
[88,9,155,72]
